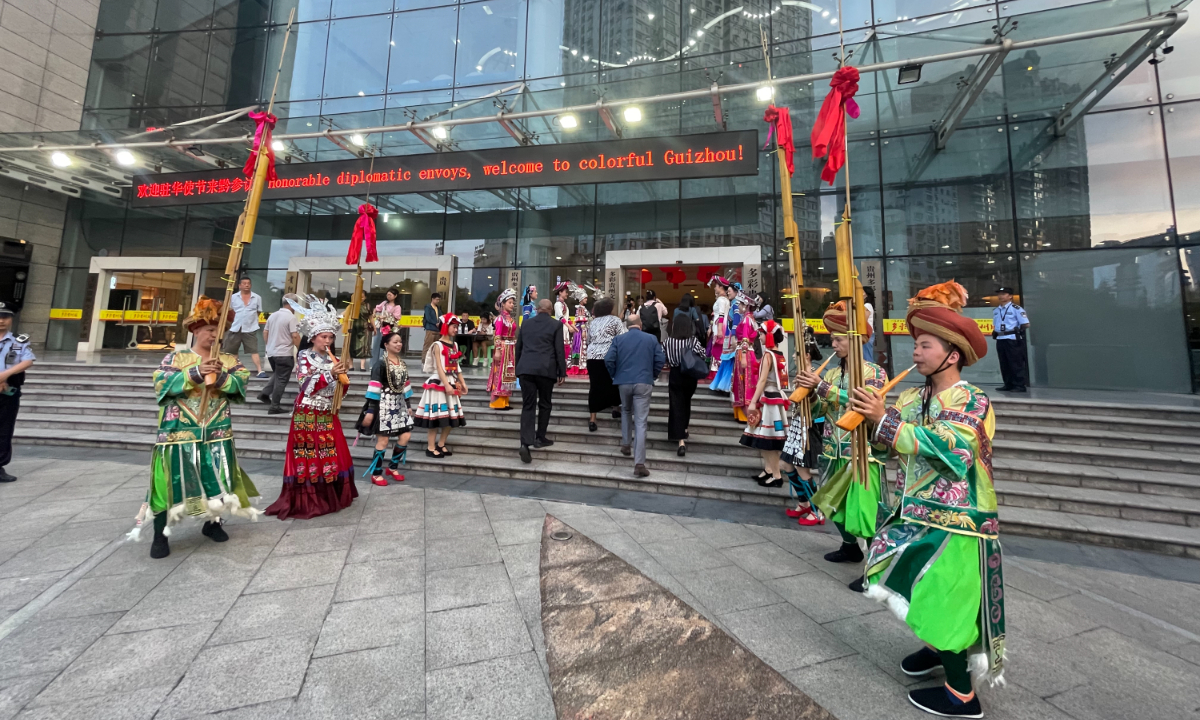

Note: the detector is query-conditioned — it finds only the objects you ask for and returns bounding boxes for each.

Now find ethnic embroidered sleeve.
[880,385,991,484]
[155,352,196,403]
[218,354,249,402]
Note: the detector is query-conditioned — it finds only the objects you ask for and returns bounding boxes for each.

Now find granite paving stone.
[0,573,64,613]
[0,612,121,681]
[32,622,215,705]
[720,541,818,581]
[334,556,424,602]
[766,572,882,624]
[683,519,767,548]
[312,592,424,658]
[0,674,54,720]
[243,549,346,594]
[427,600,533,670]
[35,571,163,620]
[345,529,424,564]
[105,579,247,634]
[156,634,316,719]
[291,643,424,720]
[603,508,696,543]
[423,511,495,541]
[426,652,554,720]
[784,655,929,720]
[0,540,109,579]
[426,534,502,571]
[1003,586,1101,643]
[270,525,356,557]
[640,536,735,575]
[498,542,540,579]
[12,686,171,720]
[490,517,545,546]
[483,495,548,521]
[426,562,516,612]
[823,609,929,686]
[674,564,783,615]
[424,489,485,517]
[209,584,334,646]
[186,698,295,719]
[718,603,856,673]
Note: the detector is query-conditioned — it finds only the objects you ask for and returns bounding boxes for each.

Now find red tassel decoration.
[810,66,861,185]
[762,105,796,176]
[346,204,379,265]
[243,111,278,183]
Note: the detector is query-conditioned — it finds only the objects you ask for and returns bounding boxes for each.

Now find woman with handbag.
[663,314,708,456]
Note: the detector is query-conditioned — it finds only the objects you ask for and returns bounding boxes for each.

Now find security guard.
[0,302,34,482]
[992,286,1029,392]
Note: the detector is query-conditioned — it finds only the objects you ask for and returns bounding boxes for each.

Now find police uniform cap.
[0,302,12,317]
[995,286,1016,295]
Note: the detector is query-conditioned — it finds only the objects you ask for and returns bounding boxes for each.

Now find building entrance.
[603,247,763,321]
[76,257,202,359]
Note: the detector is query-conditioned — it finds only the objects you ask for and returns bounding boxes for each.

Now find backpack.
[638,304,661,336]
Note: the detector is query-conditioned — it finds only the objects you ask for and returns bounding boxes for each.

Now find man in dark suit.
[515,299,567,463]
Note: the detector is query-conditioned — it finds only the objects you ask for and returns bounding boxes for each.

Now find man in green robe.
[131,296,261,559]
[797,301,889,592]
[849,281,1004,718]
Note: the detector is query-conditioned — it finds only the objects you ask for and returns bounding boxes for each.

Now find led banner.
[131,130,760,207]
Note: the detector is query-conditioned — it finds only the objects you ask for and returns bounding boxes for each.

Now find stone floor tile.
[0,540,108,579]
[36,572,163,620]
[482,495,547,521]
[312,592,424,658]
[755,526,841,557]
[719,542,817,582]
[157,545,272,586]
[823,609,928,686]
[426,562,515,612]
[33,623,215,705]
[66,499,146,524]
[426,534,502,572]
[427,600,532,670]
[542,507,623,537]
[426,652,554,720]
[345,529,424,564]
[640,536,734,576]
[356,506,424,535]
[423,511,494,541]
[490,518,545,547]
[603,508,695,544]
[784,655,928,720]
[1001,634,1093,699]
[674,564,782,615]
[0,674,54,720]
[270,525,356,557]
[718,602,856,673]
[106,580,245,635]
[243,550,346,595]
[425,489,485,517]
[681,519,767,549]
[498,542,540,580]
[285,503,365,530]
[84,543,192,580]
[0,613,121,681]
[1005,587,1101,644]
[1004,564,1080,602]
[509,573,543,628]
[334,556,423,602]
[766,572,880,625]
[209,584,334,646]
[156,634,316,719]
[186,698,294,719]
[14,686,170,720]
[0,573,64,613]
[0,539,37,569]
[291,644,424,720]
[974,682,1077,720]
[42,519,130,548]
[587,531,653,565]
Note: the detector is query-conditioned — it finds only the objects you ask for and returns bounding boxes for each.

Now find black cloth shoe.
[202,520,229,542]
[677,444,686,457]
[588,421,598,432]
[150,533,170,559]
[757,476,784,488]
[519,445,532,463]
[0,470,16,483]
[848,576,865,593]
[902,647,944,678]
[824,542,864,564]
[908,686,983,718]
[438,445,453,456]
[267,405,287,415]
[534,438,554,448]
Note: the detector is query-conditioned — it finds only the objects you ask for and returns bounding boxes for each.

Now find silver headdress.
[566,281,590,304]
[287,293,340,338]
[495,287,517,310]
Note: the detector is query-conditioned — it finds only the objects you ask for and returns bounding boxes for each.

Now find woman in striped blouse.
[585,298,626,432]
[664,315,706,456]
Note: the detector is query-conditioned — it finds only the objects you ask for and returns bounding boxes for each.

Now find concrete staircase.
[14,361,1200,558]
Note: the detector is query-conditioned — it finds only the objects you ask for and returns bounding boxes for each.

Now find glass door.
[101,271,193,350]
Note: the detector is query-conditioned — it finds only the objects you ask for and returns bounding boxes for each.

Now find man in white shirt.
[222,277,266,377]
[258,293,301,414]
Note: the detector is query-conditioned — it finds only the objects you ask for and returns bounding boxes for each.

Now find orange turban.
[905,281,987,366]
[183,296,233,333]
[822,301,872,338]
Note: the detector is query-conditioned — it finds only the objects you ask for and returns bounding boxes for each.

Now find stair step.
[995,425,1200,455]
[990,397,1200,424]
[1000,410,1200,438]
[993,457,1200,500]
[998,507,1200,559]
[992,439,1200,475]
[993,480,1200,527]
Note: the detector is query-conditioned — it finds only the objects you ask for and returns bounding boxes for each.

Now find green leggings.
[940,649,972,694]
[835,521,857,545]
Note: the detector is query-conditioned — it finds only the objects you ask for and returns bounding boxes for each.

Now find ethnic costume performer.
[800,301,889,590]
[708,278,740,392]
[266,295,357,520]
[488,289,519,410]
[566,284,591,376]
[131,297,262,559]
[357,332,414,486]
[781,325,826,526]
[415,313,468,458]
[521,285,538,323]
[706,277,731,382]
[739,320,789,485]
[730,290,761,422]
[848,281,1002,719]
[552,282,574,364]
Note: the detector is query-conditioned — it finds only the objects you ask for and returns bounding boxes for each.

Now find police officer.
[0,303,34,481]
[992,286,1029,393]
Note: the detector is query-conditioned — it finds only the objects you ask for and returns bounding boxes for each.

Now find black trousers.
[667,367,697,441]
[519,375,555,447]
[262,356,295,407]
[0,392,19,469]
[586,359,620,412]
[996,338,1028,389]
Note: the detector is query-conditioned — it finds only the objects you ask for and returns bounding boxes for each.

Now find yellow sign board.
[882,318,993,335]
[49,308,83,320]
[781,318,827,334]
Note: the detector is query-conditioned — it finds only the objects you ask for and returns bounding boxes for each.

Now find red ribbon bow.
[346,204,379,265]
[762,105,796,176]
[811,66,861,185]
[243,111,278,183]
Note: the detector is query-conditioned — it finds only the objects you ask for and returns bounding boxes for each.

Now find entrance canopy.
[0,0,1187,209]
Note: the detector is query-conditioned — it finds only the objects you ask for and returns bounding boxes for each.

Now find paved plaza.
[0,448,1197,719]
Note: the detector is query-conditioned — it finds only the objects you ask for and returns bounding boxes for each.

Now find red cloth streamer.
[243,111,278,183]
[762,105,796,176]
[810,67,861,185]
[346,204,379,265]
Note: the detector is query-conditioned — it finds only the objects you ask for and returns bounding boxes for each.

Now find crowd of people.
[119,271,1004,719]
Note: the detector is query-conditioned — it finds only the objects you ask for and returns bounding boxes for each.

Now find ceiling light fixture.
[115,150,136,166]
[431,126,448,139]
[623,106,642,122]
[271,140,285,152]
[350,134,366,146]
[897,64,922,84]
[559,114,578,129]
[756,85,774,102]
[50,151,71,167]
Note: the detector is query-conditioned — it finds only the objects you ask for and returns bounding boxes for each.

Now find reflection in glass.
[156,0,215,31]
[526,0,599,78]
[599,0,679,69]
[596,180,679,258]
[325,16,391,97]
[1011,111,1174,249]
[1181,246,1200,390]
[59,200,125,268]
[1023,247,1190,392]
[87,35,153,109]
[122,207,186,257]
[268,21,330,102]
[455,0,527,86]
[272,0,333,23]
[1164,101,1200,239]
[145,32,212,108]
[388,6,458,92]
[331,0,392,18]
[95,0,158,33]
[517,186,596,268]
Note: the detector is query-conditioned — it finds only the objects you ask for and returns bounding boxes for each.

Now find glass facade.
[45,0,1199,392]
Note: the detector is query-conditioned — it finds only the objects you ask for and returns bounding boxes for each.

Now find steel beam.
[935,38,1012,150]
[0,155,122,198]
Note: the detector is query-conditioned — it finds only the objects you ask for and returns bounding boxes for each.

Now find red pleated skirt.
[267,408,358,520]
